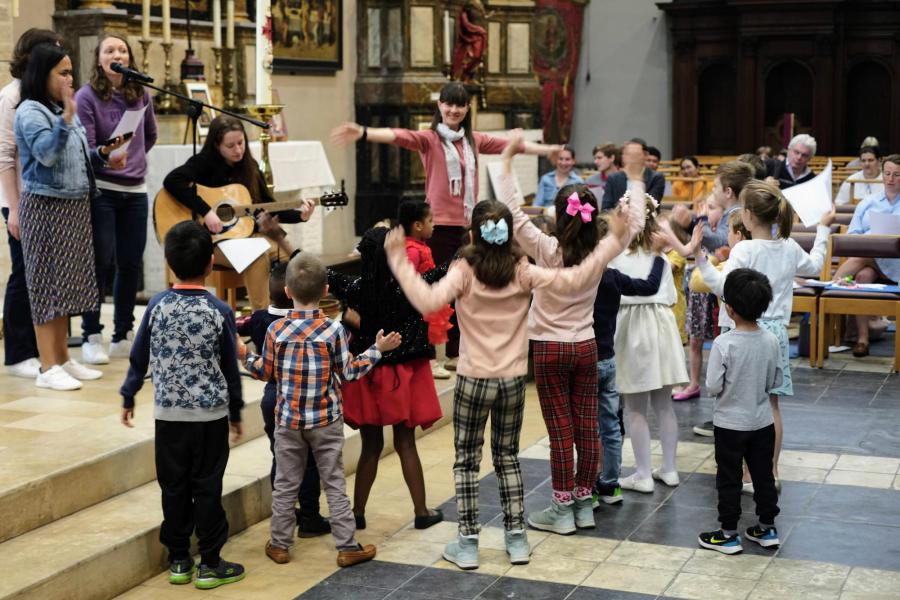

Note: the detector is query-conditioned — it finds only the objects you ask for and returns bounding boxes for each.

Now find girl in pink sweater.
[385,197,639,571]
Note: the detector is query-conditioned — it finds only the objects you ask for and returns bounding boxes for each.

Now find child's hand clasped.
[375,329,402,352]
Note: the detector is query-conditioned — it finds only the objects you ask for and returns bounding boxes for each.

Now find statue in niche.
[451,0,488,83]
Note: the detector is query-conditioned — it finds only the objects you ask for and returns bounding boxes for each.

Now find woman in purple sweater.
[76,34,158,364]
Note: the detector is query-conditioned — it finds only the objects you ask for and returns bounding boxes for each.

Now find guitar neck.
[230,193,347,216]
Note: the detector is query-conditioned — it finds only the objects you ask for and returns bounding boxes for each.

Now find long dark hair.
[10,28,62,79]
[430,82,476,154]
[553,184,600,267]
[20,43,69,110]
[200,115,262,201]
[459,200,524,288]
[89,35,144,105]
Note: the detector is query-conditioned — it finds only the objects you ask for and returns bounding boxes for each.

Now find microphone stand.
[122,72,268,156]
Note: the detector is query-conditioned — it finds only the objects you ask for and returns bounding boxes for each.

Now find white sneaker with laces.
[81,334,109,365]
[6,357,41,379]
[619,474,654,493]
[431,361,452,380]
[652,468,680,487]
[36,365,82,391]
[62,359,103,381]
[108,332,134,359]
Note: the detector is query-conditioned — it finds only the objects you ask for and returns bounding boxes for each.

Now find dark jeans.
[427,225,467,358]
[81,189,148,342]
[261,382,321,515]
[156,417,230,566]
[714,424,779,531]
[2,207,38,365]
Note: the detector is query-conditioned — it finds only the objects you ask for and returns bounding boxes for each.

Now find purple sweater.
[75,85,158,187]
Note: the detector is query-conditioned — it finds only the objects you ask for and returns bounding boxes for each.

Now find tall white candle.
[142,0,151,40]
[162,0,171,43]
[255,0,271,104]
[444,10,451,64]
[226,0,235,49]
[212,0,222,48]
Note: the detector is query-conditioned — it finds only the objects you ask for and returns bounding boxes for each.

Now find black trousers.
[715,424,780,531]
[261,382,321,514]
[156,417,230,565]
[427,225,467,358]
[2,208,39,365]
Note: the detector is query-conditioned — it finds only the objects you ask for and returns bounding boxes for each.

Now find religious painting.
[271,0,343,73]
[184,82,215,138]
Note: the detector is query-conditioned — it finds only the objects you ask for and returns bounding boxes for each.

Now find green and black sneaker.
[168,558,194,585]
[194,559,246,589]
[698,529,743,555]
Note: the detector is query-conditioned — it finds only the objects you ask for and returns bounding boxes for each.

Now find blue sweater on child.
[120,288,243,422]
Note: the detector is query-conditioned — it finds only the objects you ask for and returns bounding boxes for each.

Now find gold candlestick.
[221,47,239,110]
[139,38,152,76]
[245,104,285,195]
[154,42,176,113]
[212,47,222,87]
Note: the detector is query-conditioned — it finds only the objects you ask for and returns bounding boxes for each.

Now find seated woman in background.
[671,156,711,205]
[833,154,900,357]
[835,146,883,206]
[163,115,314,310]
[534,145,583,208]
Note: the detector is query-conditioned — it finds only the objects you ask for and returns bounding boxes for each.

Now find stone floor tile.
[324,560,424,590]
[780,450,839,470]
[762,558,850,589]
[582,563,676,596]
[478,576,574,600]
[662,572,755,600]
[506,555,598,585]
[833,454,900,474]
[476,525,549,551]
[606,540,694,571]
[778,519,900,570]
[210,572,314,600]
[843,566,900,595]
[530,533,618,561]
[778,464,829,483]
[840,593,900,600]
[376,539,446,567]
[397,567,499,599]
[431,547,511,577]
[2,413,93,432]
[295,581,391,600]
[824,470,894,489]
[680,551,771,580]
[748,580,840,600]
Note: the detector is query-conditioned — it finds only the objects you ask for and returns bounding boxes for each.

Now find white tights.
[623,386,678,480]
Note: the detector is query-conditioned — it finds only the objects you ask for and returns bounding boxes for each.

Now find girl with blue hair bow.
[383,163,641,571]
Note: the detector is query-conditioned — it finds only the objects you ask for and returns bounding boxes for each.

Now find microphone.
[110,63,154,84]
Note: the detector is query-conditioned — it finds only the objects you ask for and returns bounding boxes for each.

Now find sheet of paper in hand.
[782,159,833,227]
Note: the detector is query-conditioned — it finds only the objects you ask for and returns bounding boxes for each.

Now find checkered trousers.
[453,375,526,536]
[532,339,601,492]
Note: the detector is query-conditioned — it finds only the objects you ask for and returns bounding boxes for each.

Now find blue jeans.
[2,207,39,365]
[81,189,148,342]
[596,357,622,490]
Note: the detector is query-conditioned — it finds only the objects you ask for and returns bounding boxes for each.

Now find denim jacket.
[14,99,105,199]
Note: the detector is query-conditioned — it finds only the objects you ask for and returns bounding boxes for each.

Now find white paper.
[216,238,270,274]
[782,159,833,227]
[868,212,900,235]
[109,105,148,158]
[486,161,525,205]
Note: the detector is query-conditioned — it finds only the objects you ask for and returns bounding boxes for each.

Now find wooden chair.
[816,234,900,371]
[789,230,833,367]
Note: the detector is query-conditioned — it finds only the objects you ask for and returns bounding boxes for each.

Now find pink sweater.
[391,128,509,227]
[498,173,602,342]
[387,237,626,379]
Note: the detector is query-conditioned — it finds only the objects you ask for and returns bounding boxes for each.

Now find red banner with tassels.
[532,1,587,144]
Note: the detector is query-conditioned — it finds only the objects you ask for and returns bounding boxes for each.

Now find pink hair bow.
[565,192,595,223]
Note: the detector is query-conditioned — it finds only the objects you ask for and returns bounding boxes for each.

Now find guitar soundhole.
[216,204,236,222]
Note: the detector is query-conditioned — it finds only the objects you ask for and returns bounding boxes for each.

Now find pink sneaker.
[672,387,700,401]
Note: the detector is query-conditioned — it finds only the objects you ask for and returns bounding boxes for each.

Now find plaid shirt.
[245,308,381,430]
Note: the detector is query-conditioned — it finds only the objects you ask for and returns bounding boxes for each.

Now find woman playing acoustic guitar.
[163,115,314,309]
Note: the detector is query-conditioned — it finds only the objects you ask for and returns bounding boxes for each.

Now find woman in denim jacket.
[14,42,126,391]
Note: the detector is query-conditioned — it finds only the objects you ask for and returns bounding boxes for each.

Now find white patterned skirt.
[614,303,689,394]
[19,192,99,325]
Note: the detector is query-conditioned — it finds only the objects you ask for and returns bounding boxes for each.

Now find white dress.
[611,248,688,394]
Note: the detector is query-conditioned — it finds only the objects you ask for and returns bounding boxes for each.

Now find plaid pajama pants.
[453,374,526,536]
[532,339,602,492]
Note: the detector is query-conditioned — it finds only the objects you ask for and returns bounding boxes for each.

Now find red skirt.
[342,358,443,430]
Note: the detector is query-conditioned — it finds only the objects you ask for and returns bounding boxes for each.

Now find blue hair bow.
[480,219,509,245]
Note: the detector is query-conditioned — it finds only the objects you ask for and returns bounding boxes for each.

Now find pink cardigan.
[387,235,626,379]
[391,128,509,227]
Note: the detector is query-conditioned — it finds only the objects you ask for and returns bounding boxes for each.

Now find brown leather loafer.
[337,543,377,567]
[265,541,290,564]
[852,342,869,358]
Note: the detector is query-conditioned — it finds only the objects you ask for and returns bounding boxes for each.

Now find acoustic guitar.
[153,182,348,244]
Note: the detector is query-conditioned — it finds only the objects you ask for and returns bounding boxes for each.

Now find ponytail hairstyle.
[459,200,524,288]
[553,184,600,267]
[628,192,661,252]
[740,179,794,239]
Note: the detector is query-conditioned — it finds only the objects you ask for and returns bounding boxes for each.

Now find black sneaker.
[698,529,743,555]
[745,525,780,548]
[693,421,714,437]
[194,560,246,589]
[298,512,331,538]
[168,558,194,585]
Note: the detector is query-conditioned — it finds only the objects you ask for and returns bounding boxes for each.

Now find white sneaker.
[36,365,82,391]
[431,361,452,380]
[652,468,681,487]
[619,473,655,493]
[6,357,41,379]
[108,332,134,359]
[81,334,109,365]
[62,359,103,381]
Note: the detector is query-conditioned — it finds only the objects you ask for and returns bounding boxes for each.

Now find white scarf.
[436,123,477,221]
